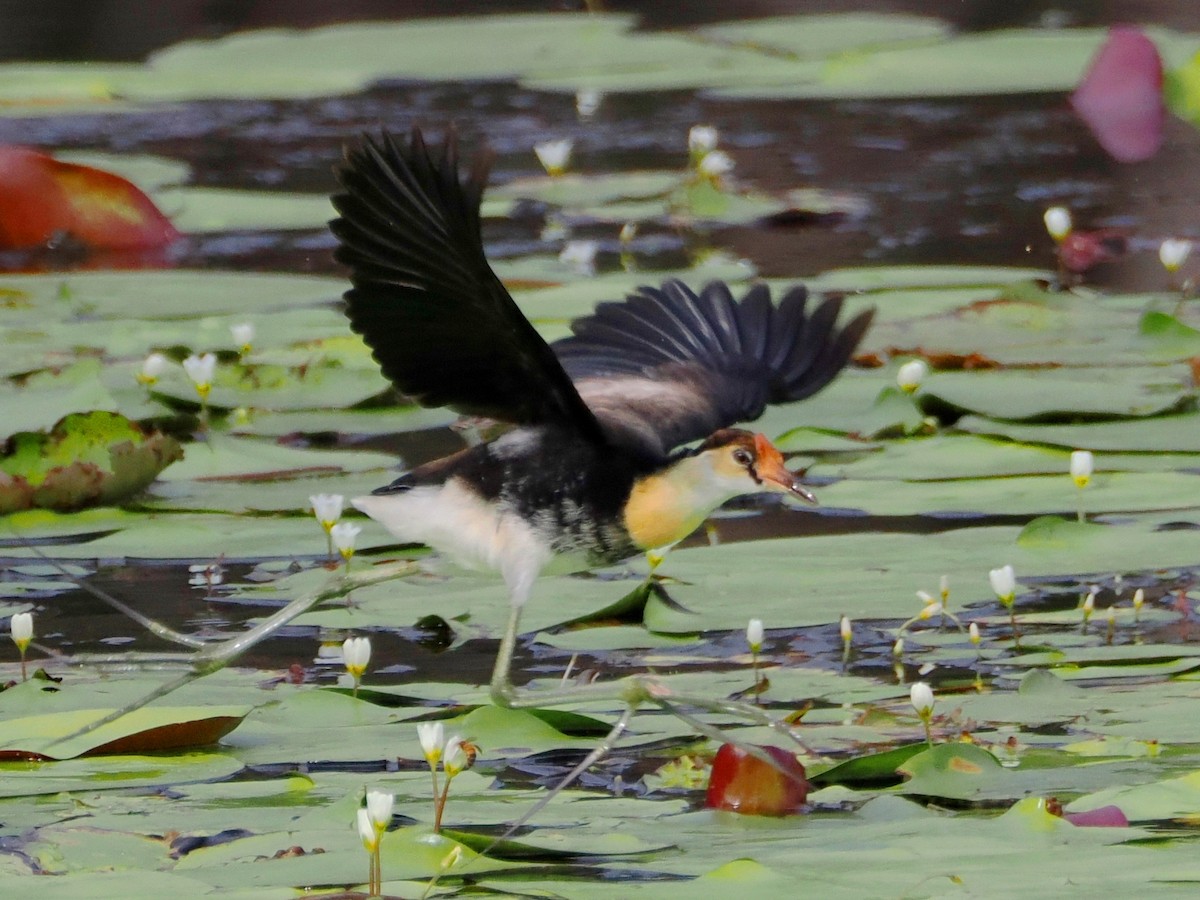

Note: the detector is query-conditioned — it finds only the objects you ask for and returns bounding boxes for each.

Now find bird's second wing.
[331,129,606,443]
[553,280,874,456]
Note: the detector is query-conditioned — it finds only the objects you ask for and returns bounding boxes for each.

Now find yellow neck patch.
[623,454,745,550]
[623,474,708,551]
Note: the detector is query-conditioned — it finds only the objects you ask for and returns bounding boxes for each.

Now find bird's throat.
[623,456,739,551]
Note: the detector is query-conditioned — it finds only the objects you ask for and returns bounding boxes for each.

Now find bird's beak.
[753,433,818,505]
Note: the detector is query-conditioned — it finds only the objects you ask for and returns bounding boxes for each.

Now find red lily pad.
[1070,27,1165,163]
[0,145,179,250]
[705,742,809,816]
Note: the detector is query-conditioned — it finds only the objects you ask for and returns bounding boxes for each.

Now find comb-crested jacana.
[330,129,874,706]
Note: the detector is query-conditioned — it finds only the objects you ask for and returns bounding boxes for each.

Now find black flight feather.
[331,129,607,445]
[554,280,875,455]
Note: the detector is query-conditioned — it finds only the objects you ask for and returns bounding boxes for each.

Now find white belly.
[352,478,554,606]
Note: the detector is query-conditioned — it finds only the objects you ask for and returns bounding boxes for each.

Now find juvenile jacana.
[330,129,874,705]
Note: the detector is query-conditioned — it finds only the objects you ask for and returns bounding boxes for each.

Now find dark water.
[3,2,1199,682]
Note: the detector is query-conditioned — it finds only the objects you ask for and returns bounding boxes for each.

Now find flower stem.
[434,775,453,834]
[751,649,761,705]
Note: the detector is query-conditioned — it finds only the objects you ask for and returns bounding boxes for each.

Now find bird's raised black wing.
[553,280,874,456]
[331,129,606,444]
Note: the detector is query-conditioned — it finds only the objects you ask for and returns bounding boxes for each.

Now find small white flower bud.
[896,359,928,394]
[1159,238,1193,273]
[1070,450,1094,489]
[534,139,573,176]
[342,636,371,678]
[746,617,764,651]
[1044,206,1072,241]
[910,681,935,716]
[989,565,1016,604]
[10,612,32,650]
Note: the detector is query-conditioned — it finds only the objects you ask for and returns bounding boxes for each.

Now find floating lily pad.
[0,411,181,514]
[0,704,248,762]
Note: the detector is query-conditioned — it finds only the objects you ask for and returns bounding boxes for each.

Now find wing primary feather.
[555,279,874,454]
[331,127,607,444]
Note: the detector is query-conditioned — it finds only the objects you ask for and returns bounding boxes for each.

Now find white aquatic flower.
[969,622,981,645]
[688,124,719,158]
[910,681,935,717]
[575,88,602,118]
[366,789,394,832]
[331,522,362,561]
[989,565,1016,605]
[356,807,377,851]
[443,735,470,777]
[940,575,950,602]
[1133,588,1145,612]
[896,359,928,394]
[1070,450,1094,489]
[917,602,943,620]
[1159,238,1193,273]
[839,614,852,643]
[230,322,255,353]
[534,138,573,176]
[916,590,936,606]
[892,636,904,657]
[342,636,371,679]
[1043,206,1072,241]
[310,493,344,531]
[188,563,224,588]
[746,617,764,651]
[418,722,445,766]
[619,221,638,244]
[559,239,598,275]
[137,352,168,386]
[182,353,216,397]
[10,612,32,650]
[697,149,734,179]
[1082,590,1096,621]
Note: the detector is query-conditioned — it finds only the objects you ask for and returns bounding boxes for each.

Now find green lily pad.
[0,412,182,514]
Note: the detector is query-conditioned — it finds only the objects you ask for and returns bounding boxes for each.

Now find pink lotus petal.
[1070,27,1165,162]
[1065,804,1130,828]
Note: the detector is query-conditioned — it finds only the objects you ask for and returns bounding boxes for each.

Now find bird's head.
[695,429,818,505]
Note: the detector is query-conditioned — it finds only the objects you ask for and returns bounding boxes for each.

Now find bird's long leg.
[489,562,540,707]
[489,601,524,706]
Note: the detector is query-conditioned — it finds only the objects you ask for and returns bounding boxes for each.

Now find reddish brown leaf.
[705,742,809,816]
[0,145,179,250]
[86,715,245,755]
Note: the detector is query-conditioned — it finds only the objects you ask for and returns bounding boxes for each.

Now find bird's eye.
[732,448,753,467]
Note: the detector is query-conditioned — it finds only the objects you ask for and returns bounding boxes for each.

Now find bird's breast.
[622,474,710,551]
